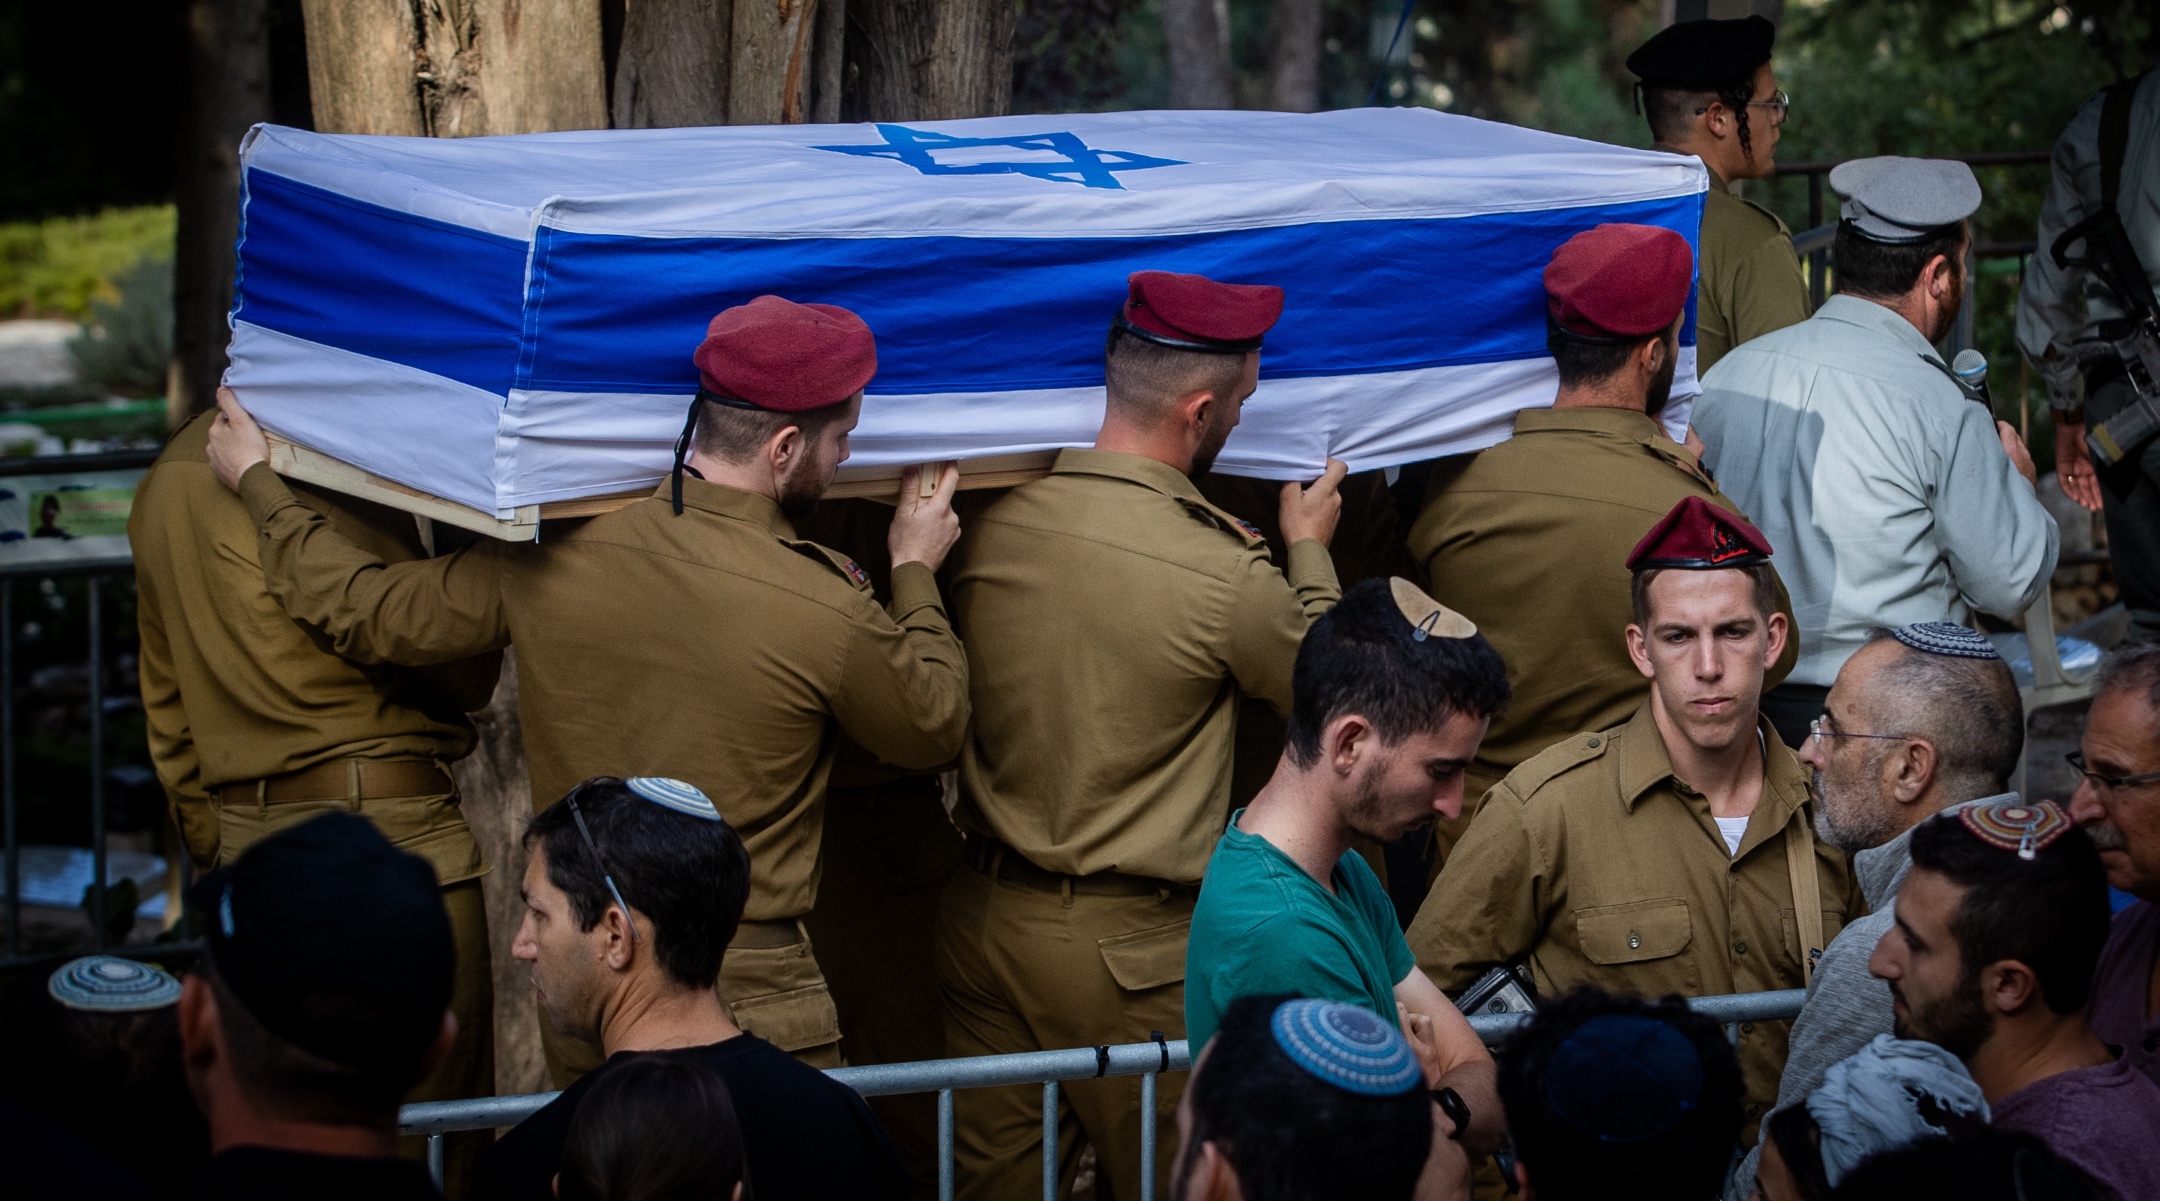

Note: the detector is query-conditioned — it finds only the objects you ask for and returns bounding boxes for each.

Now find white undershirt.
[1715,816,1750,857]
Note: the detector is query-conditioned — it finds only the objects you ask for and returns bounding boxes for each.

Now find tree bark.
[612,0,732,127]
[843,0,1013,121]
[448,654,548,1097]
[1159,0,1233,109]
[1266,0,1322,112]
[728,0,822,124]
[300,1,607,138]
[172,0,270,423]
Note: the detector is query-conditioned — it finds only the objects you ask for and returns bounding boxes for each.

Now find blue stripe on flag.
[231,165,1703,399]
[233,169,529,397]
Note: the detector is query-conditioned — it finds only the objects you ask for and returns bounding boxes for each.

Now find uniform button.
[1587,737,1601,748]
[1741,1022,1756,1034]
[1734,941,1748,956]
[1628,932,1641,949]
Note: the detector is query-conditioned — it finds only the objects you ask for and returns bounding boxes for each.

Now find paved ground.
[0,320,78,388]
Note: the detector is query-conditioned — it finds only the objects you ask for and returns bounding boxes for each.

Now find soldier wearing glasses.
[1627,15,1811,376]
[2069,641,2160,1091]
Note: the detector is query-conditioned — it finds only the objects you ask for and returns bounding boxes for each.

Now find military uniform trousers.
[804,780,966,1198]
[212,759,494,1194]
[936,842,1193,1201]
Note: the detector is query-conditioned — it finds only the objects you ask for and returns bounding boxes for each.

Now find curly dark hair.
[1495,988,1744,1201]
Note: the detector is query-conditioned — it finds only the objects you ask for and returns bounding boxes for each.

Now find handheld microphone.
[1952,348,1994,409]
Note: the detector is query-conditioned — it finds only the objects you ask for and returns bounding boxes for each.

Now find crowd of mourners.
[6,11,2159,1201]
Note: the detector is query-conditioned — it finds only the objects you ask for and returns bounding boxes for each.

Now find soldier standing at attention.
[942,270,1346,1200]
[132,408,502,1183]
[1409,496,1861,1147]
[202,295,970,1075]
[1627,15,1811,376]
[1409,223,1795,866]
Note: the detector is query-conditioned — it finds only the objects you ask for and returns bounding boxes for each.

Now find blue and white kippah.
[1269,998,1422,1097]
[1889,622,2000,660]
[625,777,722,821]
[49,956,182,1012]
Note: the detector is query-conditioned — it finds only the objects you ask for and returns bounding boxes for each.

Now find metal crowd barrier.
[400,988,1806,1198]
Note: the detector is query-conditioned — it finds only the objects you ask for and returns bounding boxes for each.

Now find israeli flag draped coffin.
[228,109,1707,519]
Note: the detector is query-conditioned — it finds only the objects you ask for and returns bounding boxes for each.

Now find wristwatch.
[1433,1086,1472,1140]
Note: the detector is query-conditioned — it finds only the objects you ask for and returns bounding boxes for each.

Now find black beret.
[1626,15,1775,86]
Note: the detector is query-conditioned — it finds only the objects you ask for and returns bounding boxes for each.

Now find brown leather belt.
[214,759,453,807]
[964,833,1194,898]
[730,919,806,950]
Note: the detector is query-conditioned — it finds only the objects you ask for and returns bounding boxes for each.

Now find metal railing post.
[2,581,14,955]
[88,576,106,946]
[427,1133,445,1190]
[1140,1070,1158,1201]
[1041,1080,1059,1201]
[938,1088,955,1201]
[1807,169,1826,308]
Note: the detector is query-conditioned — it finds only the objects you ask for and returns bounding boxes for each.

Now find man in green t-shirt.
[1184,576,1512,1160]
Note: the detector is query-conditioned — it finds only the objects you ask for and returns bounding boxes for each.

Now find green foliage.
[0,206,174,321]
[69,256,173,399]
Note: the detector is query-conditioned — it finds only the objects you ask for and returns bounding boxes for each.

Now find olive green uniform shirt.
[131,414,498,878]
[1409,407,1795,792]
[1691,164,1814,373]
[238,465,969,923]
[950,449,1340,884]
[1409,702,1863,1136]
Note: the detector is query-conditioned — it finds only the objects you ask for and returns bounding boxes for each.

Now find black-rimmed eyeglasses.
[567,795,639,944]
[2066,751,2160,793]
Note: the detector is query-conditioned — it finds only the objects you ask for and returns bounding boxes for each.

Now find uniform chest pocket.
[1576,899,1693,965]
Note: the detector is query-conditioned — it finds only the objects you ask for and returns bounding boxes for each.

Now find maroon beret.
[1627,495,1774,571]
[692,295,876,412]
[1117,270,1285,353]
[1543,224,1695,339]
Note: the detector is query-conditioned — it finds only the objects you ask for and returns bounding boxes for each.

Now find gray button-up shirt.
[1693,296,2057,687]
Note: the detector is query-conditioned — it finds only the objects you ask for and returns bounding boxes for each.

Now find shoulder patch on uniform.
[781,538,876,593]
[1175,495,1268,548]
[1503,730,1614,799]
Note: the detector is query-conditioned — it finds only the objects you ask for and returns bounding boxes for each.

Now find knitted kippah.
[1546,1014,1704,1143]
[1957,797,2072,861]
[1269,999,1422,1097]
[1888,622,2000,660]
[625,777,723,821]
[48,956,182,1012]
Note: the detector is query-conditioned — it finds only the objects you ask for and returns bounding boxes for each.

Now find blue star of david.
[813,124,1184,190]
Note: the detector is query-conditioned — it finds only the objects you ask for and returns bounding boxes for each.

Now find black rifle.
[2051,73,2160,472]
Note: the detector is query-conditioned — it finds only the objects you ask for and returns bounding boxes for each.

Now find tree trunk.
[843,0,1013,121]
[300,1,607,138]
[612,0,733,127]
[728,0,823,124]
[1159,0,1233,109]
[447,654,548,1097]
[171,0,269,423]
[1266,0,1322,112]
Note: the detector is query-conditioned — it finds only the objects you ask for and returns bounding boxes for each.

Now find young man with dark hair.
[1172,996,1434,1201]
[177,812,460,1201]
[1184,579,1509,1177]
[1694,157,2057,746]
[205,296,971,1074]
[1732,622,2023,1198]
[2071,642,2160,1091]
[1494,987,1744,1201]
[473,777,905,1201]
[1625,14,1810,374]
[942,270,1346,1199]
[1871,798,2160,1201]
[1412,496,1861,1144]
[1410,224,1795,864]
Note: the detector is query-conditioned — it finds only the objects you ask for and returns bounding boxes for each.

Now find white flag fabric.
[225,109,1707,518]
